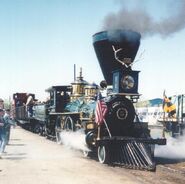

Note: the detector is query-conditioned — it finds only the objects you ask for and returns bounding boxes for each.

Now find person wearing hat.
[163,96,176,118]
[0,108,6,158]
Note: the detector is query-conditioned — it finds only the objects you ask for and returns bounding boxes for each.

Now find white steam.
[59,130,90,152]
[155,136,185,159]
[103,0,185,38]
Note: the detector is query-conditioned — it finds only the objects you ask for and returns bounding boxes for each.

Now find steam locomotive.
[13,29,166,171]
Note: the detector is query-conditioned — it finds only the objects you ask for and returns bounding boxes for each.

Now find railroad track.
[158,164,185,175]
[156,156,185,174]
[124,159,185,184]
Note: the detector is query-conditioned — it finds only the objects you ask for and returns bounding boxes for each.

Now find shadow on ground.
[7,144,26,146]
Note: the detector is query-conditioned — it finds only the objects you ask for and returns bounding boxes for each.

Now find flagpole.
[95,91,109,140]
[103,119,112,138]
[162,90,166,138]
[97,125,101,140]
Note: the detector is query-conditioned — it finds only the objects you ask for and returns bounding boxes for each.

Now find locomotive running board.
[97,136,166,145]
[96,137,166,171]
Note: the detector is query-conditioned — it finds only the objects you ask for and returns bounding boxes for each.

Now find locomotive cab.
[45,86,71,113]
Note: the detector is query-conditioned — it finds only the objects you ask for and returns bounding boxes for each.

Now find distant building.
[135,98,163,125]
[135,98,163,108]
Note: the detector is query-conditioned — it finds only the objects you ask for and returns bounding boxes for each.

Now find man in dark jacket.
[4,109,15,145]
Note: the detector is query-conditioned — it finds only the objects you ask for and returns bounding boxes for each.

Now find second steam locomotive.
[13,29,166,171]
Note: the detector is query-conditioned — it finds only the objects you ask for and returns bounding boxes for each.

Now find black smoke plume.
[103,0,185,38]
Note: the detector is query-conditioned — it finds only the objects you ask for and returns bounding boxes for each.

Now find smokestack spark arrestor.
[93,29,141,95]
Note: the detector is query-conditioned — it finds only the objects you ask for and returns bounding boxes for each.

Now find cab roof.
[45,85,71,92]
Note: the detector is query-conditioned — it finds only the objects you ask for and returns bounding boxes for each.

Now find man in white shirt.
[26,94,34,117]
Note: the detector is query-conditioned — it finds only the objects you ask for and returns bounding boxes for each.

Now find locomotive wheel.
[33,123,41,134]
[64,116,75,131]
[44,120,52,139]
[38,124,45,136]
[98,145,110,164]
[45,126,50,139]
[83,131,96,158]
[55,116,62,144]
[85,131,96,149]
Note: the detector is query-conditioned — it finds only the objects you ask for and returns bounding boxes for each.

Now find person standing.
[163,94,177,137]
[163,96,176,118]
[0,108,6,158]
[4,109,15,145]
[0,98,4,109]
[26,93,34,117]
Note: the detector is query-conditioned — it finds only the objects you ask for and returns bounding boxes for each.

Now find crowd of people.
[0,99,16,159]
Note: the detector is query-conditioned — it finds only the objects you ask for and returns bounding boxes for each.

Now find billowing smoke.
[103,0,185,38]
[155,136,185,159]
[59,130,90,152]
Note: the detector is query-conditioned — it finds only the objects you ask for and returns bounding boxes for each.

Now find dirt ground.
[0,127,142,184]
[1,127,185,184]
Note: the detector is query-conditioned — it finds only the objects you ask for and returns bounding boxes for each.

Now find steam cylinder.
[93,30,141,85]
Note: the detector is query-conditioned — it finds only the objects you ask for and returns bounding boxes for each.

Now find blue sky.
[0,0,185,101]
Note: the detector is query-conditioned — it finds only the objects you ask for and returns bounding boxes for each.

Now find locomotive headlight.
[121,75,135,90]
[113,70,139,94]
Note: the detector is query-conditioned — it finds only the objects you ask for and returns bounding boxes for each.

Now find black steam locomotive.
[13,29,166,171]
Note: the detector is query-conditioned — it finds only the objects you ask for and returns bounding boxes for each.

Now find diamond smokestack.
[93,29,141,85]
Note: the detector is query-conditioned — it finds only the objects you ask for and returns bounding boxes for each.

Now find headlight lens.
[121,75,135,90]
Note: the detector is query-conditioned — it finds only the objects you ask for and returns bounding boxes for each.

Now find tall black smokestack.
[93,29,141,85]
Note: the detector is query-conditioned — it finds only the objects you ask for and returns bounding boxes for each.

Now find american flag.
[95,93,108,125]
